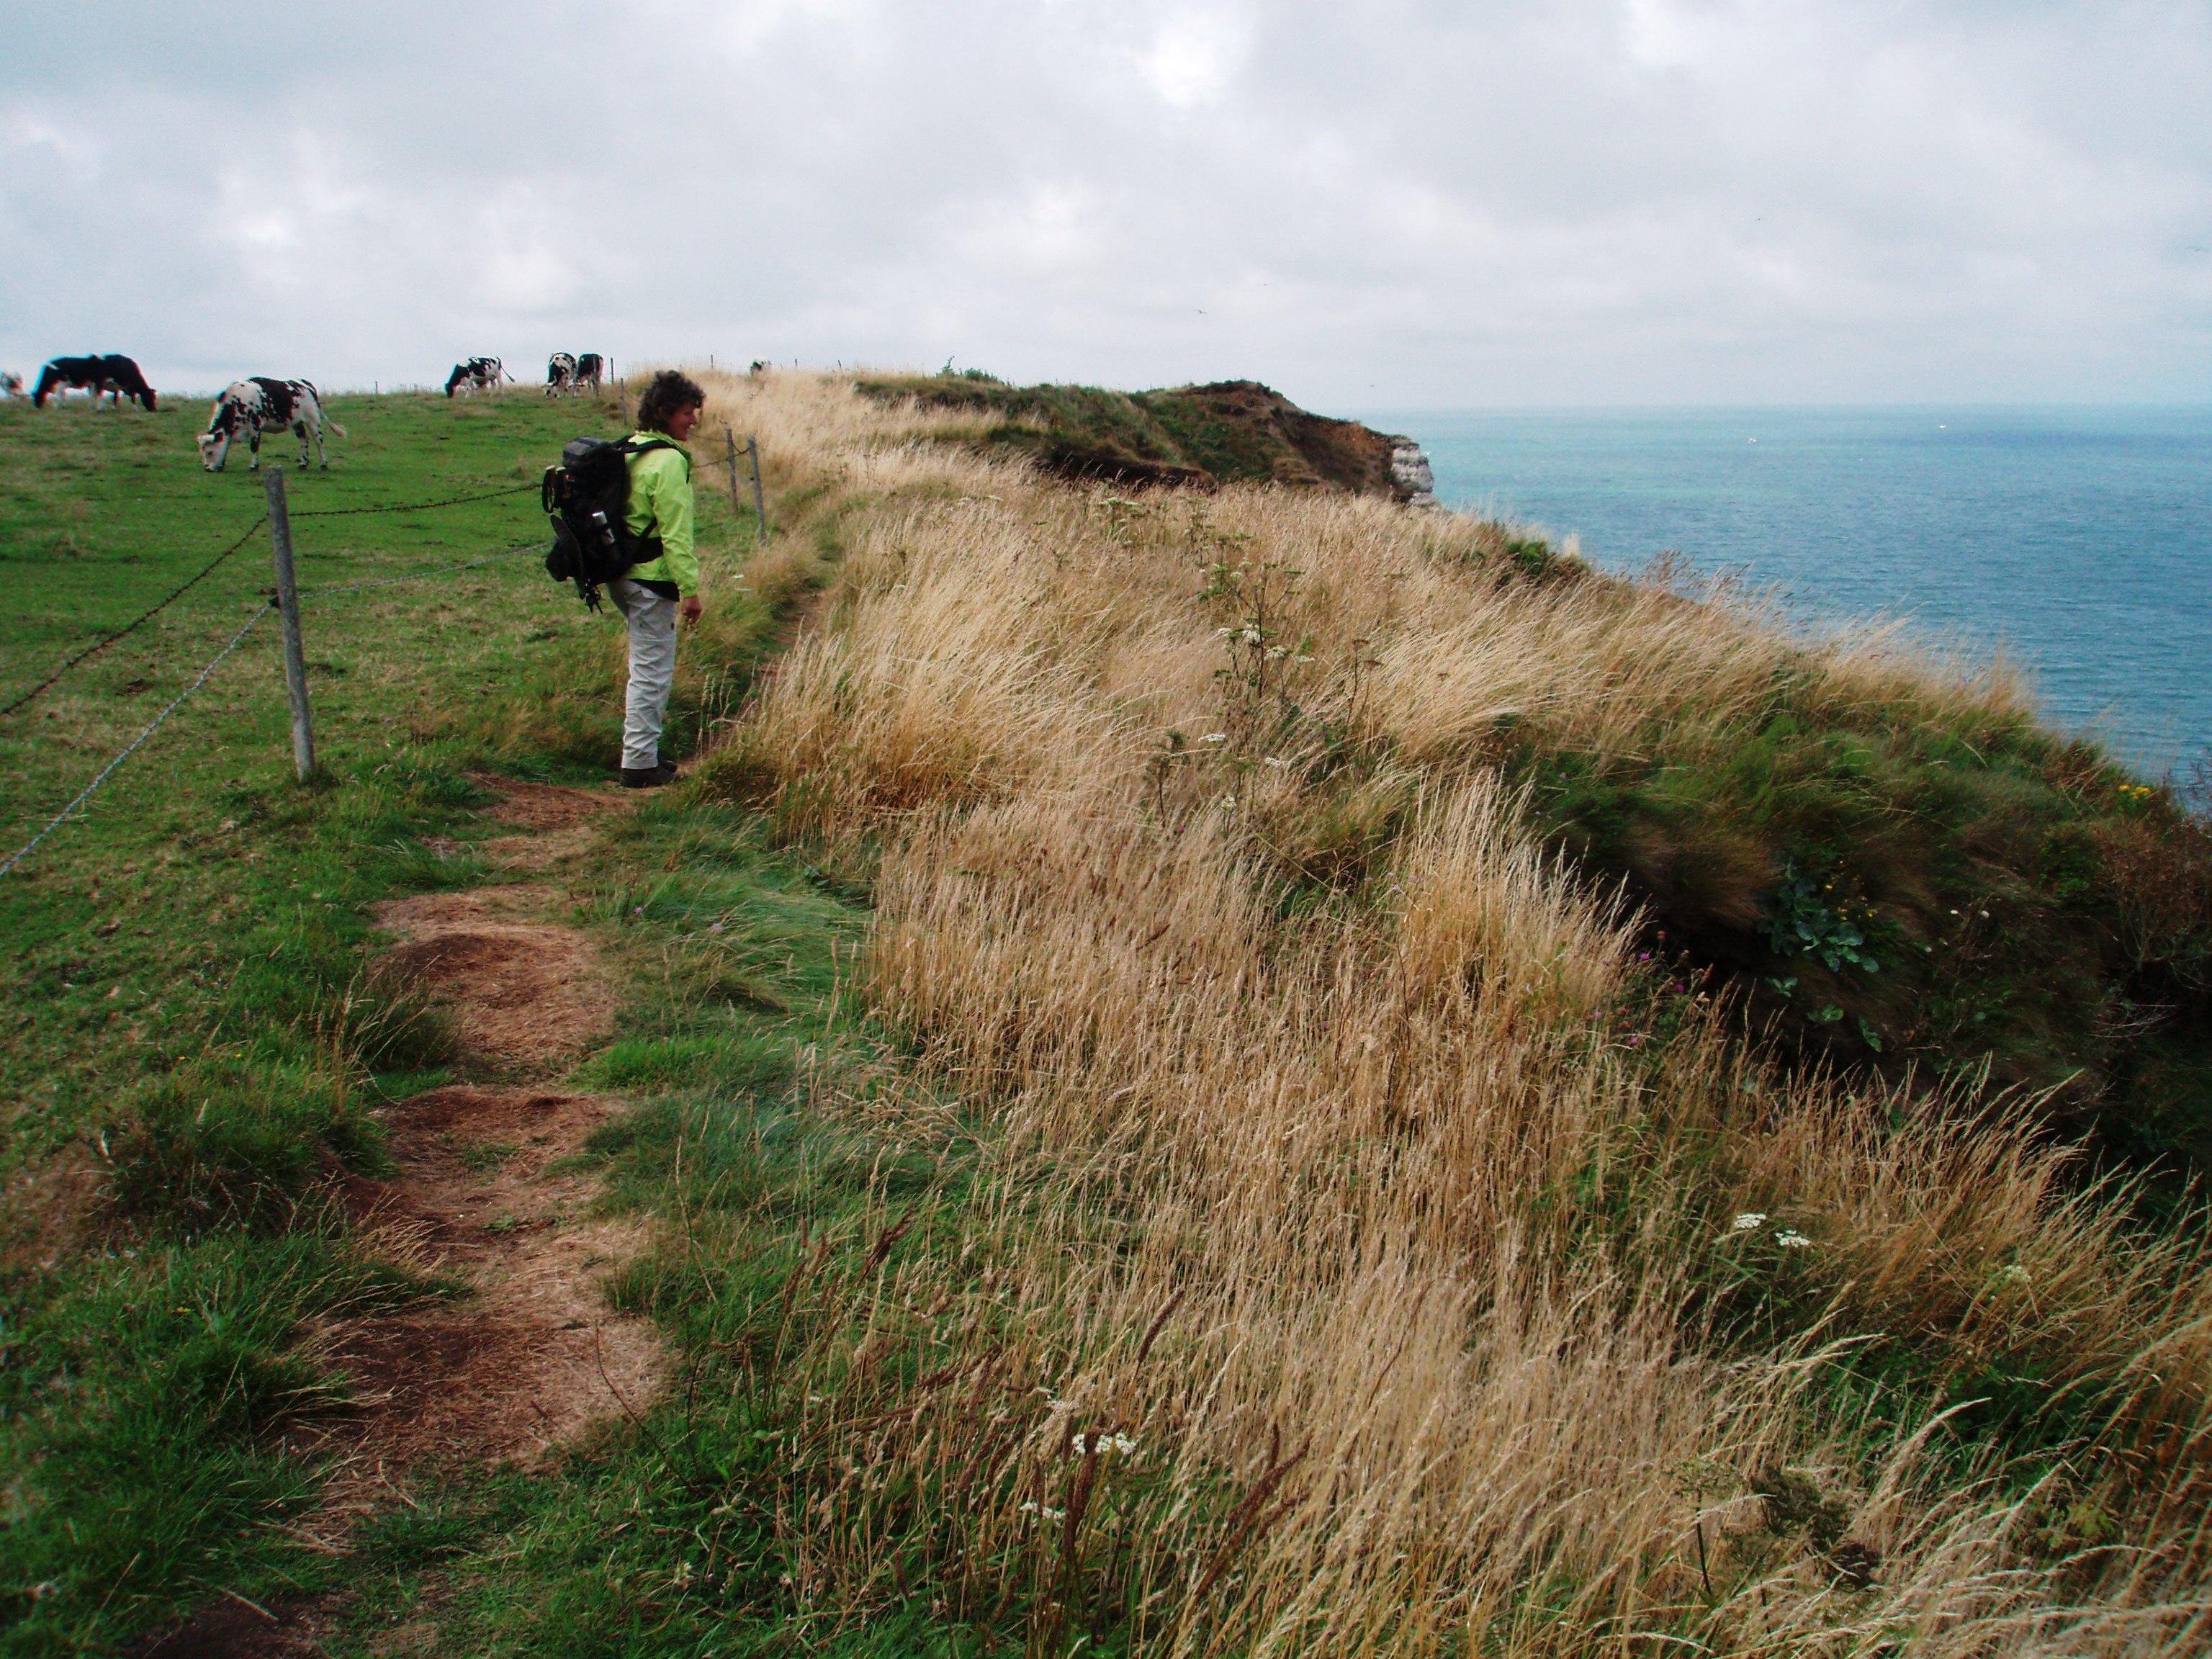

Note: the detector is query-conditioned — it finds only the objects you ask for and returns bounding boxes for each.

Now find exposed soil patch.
[293,1084,660,1537]
[478,777,618,833]
[472,776,622,873]
[372,888,611,1073]
[132,1594,325,1659]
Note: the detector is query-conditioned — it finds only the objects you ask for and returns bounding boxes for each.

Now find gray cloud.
[4,0,2207,407]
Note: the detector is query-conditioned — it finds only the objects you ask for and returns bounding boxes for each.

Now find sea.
[1368,407,2212,782]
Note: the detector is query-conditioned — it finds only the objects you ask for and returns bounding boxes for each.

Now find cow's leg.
[297,421,312,468]
[313,420,328,469]
[249,427,262,469]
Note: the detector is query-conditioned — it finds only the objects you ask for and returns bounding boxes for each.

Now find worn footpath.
[139,780,662,1658]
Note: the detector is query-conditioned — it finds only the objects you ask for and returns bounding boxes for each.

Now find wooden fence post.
[747,435,770,545]
[721,427,746,524]
[263,469,317,782]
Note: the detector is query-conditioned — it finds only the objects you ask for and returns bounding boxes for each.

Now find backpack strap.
[620,436,691,479]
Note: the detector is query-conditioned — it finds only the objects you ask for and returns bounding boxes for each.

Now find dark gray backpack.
[541,436,674,610]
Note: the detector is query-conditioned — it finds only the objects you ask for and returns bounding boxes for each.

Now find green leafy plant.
[1761,863,1881,975]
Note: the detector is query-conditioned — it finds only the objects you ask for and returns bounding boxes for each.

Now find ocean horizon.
[1364,404,2212,782]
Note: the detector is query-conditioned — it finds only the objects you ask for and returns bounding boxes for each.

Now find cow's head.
[197,393,245,469]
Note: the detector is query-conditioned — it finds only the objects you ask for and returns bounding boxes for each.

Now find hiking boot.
[621,760,681,789]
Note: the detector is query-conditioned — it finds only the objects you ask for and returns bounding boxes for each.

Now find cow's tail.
[302,382,346,437]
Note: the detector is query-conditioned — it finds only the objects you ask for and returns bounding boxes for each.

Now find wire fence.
[2,480,551,878]
[0,517,268,719]
[4,440,768,877]
[290,480,540,519]
[300,544,535,598]
[1,480,539,720]
[0,603,274,878]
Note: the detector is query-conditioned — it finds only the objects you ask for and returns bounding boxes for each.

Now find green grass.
[1504,673,2212,1179]
[0,388,781,1653]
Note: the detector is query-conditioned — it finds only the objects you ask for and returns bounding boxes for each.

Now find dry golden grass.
[700,370,2212,1654]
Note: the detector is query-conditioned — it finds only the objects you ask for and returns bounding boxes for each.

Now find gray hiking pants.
[608,578,678,770]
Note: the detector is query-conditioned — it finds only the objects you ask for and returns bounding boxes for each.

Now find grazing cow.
[34,354,158,410]
[1,372,22,400]
[197,378,347,471]
[96,355,158,410]
[546,351,577,395]
[444,356,503,397]
[574,352,605,393]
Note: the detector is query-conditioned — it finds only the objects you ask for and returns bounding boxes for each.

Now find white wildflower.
[2000,1263,2031,1284]
[1774,1231,1813,1249]
[1201,733,1228,745]
[1264,757,1285,768]
[1732,1213,1768,1231]
[1110,1433,1138,1455]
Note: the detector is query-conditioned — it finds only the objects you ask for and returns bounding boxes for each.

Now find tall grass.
[680,370,2212,1653]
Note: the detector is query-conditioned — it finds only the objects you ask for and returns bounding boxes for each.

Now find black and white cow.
[545,351,577,395]
[444,356,503,398]
[574,352,605,393]
[1,372,23,400]
[34,354,158,410]
[198,378,347,471]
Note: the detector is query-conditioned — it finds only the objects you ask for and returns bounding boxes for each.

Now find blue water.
[1368,408,2212,779]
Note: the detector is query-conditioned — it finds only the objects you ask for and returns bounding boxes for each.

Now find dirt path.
[140,781,660,1658]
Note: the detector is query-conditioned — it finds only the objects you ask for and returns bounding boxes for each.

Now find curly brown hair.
[636,369,706,435]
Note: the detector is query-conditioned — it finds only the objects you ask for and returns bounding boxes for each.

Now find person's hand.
[680,594,703,625]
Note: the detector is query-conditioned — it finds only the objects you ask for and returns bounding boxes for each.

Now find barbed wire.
[301,542,536,597]
[2,480,547,719]
[1,603,273,878]
[3,475,553,871]
[289,480,540,518]
[0,516,268,719]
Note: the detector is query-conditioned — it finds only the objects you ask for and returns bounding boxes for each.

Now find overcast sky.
[4,1,2208,408]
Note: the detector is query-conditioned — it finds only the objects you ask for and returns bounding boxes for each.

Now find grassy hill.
[3,372,2209,1655]
[856,369,1430,498]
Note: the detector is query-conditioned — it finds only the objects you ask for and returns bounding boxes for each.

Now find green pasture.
[6,395,569,1160]
[0,388,788,1653]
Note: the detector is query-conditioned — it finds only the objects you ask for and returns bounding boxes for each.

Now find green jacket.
[624,433,697,593]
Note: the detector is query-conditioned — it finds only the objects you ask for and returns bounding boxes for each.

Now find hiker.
[608,369,704,788]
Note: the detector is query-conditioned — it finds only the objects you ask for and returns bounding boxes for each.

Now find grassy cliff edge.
[4,369,2209,1655]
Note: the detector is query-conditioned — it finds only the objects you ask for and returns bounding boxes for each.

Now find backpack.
[541,436,677,610]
